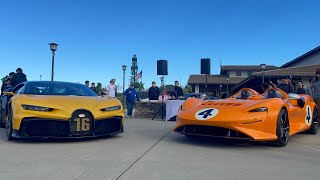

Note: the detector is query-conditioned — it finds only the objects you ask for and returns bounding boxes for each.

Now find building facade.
[188,45,320,97]
[188,65,277,98]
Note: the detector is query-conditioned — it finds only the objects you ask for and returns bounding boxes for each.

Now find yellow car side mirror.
[3,92,16,96]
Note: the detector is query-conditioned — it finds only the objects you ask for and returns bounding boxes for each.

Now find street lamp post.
[122,65,127,106]
[261,64,266,84]
[219,84,222,99]
[49,43,58,81]
[226,78,229,98]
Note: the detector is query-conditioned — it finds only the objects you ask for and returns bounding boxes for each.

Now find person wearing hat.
[124,84,140,118]
[107,78,117,97]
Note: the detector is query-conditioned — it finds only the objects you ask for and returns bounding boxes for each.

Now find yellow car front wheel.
[7,106,14,141]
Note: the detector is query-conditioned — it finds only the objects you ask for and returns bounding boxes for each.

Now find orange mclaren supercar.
[174,88,318,147]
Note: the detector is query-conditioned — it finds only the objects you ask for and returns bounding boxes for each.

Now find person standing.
[107,78,117,97]
[10,68,27,87]
[306,78,316,98]
[277,76,294,94]
[85,80,90,87]
[124,84,140,118]
[314,68,320,122]
[171,81,183,99]
[148,81,160,101]
[288,76,295,93]
[295,81,306,94]
[90,82,98,94]
[254,82,270,94]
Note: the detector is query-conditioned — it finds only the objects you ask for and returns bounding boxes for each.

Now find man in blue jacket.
[124,84,140,118]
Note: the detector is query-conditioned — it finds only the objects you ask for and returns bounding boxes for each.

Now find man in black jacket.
[277,76,294,94]
[172,81,184,99]
[148,82,160,100]
[90,82,98,94]
[295,81,306,94]
[10,68,27,87]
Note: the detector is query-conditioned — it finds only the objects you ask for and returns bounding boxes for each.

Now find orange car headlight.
[249,107,268,112]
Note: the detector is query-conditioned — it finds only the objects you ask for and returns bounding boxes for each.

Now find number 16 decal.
[195,108,219,120]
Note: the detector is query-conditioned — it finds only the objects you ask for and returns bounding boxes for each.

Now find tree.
[96,82,102,93]
[116,83,122,93]
[135,82,145,91]
[183,85,192,93]
[1,76,8,83]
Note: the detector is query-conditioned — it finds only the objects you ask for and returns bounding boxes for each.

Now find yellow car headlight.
[100,105,121,112]
[21,104,53,112]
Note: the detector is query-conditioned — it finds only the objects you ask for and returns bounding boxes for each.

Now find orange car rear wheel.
[305,107,318,134]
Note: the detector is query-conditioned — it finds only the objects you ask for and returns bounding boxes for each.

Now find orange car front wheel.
[273,109,289,147]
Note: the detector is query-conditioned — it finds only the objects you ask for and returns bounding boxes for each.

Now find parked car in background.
[182,93,205,100]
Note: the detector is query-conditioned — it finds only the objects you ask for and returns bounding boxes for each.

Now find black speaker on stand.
[201,58,211,98]
[157,60,168,75]
[152,60,168,120]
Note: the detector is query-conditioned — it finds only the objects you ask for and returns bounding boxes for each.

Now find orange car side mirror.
[288,99,299,106]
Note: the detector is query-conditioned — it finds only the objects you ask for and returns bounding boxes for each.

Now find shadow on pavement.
[1,133,122,144]
[170,134,274,149]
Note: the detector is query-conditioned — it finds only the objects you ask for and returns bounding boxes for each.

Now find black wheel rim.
[280,112,289,143]
[7,108,12,138]
[313,109,318,129]
[7,120,11,137]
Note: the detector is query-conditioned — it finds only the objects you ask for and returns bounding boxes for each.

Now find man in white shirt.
[107,78,117,97]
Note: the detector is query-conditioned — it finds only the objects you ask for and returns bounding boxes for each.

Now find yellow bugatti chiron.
[0,81,124,140]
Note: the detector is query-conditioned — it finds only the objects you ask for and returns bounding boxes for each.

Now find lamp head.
[49,43,58,52]
[122,65,127,71]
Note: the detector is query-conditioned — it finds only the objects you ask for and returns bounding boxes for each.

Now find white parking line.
[292,141,320,152]
[302,144,320,152]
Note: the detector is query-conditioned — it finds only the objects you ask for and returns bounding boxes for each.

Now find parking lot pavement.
[0,118,319,180]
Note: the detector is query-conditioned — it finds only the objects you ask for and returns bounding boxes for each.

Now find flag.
[135,71,142,81]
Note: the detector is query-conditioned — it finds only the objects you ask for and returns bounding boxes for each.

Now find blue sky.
[1,0,319,89]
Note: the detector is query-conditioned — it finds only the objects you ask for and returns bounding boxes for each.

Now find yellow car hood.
[19,95,104,110]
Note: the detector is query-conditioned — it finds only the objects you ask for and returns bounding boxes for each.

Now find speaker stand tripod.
[152,75,165,120]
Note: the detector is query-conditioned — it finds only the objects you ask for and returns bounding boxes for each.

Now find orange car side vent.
[201,103,242,106]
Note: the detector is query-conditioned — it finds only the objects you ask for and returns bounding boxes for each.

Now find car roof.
[23,81,82,85]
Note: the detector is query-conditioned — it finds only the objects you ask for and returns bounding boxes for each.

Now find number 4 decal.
[305,105,312,126]
[195,108,219,120]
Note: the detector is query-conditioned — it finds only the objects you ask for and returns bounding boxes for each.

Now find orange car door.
[287,100,307,134]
